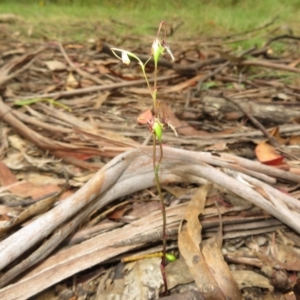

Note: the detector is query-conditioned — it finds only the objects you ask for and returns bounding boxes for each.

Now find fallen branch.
[0,146,299,299]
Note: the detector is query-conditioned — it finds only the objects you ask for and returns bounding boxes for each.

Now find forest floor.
[0,5,300,300]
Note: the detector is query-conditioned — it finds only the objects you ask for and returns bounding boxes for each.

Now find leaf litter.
[0,15,300,300]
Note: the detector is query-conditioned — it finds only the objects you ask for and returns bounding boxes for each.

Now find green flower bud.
[166,253,177,262]
[152,38,164,64]
[153,119,163,141]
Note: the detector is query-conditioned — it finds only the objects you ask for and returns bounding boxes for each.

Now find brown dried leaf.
[255,142,284,165]
[0,186,65,236]
[137,108,152,125]
[178,184,242,299]
[202,221,242,299]
[44,60,67,71]
[183,184,212,247]
[178,184,225,299]
[178,227,225,299]
[0,161,61,199]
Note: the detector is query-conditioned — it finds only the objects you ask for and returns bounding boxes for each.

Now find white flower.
[121,51,130,65]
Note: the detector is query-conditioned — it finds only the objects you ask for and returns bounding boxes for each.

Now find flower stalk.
[111,21,176,295]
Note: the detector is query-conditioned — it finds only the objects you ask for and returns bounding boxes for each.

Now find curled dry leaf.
[178,184,242,299]
[201,222,241,299]
[137,108,152,125]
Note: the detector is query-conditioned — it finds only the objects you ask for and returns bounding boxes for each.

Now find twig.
[264,34,300,48]
[109,18,134,28]
[221,93,281,148]
[239,59,300,73]
[220,16,279,39]
[57,42,105,86]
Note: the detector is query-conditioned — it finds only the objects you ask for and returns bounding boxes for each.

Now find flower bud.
[121,51,130,65]
[151,38,164,64]
[153,119,163,141]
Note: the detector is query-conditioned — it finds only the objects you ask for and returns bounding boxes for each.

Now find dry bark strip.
[0,146,300,299]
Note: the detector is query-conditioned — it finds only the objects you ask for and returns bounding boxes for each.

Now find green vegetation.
[1,0,299,49]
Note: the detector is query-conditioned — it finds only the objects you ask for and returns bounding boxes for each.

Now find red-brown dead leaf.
[178,184,242,299]
[255,142,284,165]
[137,108,152,125]
[0,161,61,200]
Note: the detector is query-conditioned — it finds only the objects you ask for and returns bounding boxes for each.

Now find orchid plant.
[111,21,177,294]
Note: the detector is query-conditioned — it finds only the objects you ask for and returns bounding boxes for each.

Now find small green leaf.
[202,81,218,90]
